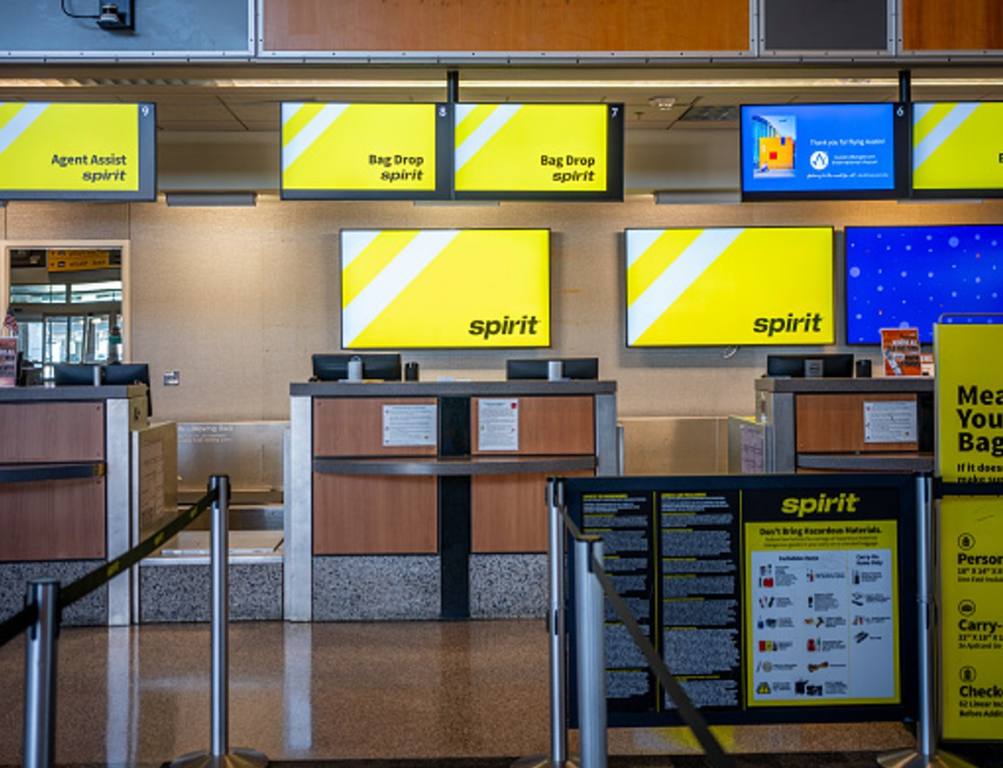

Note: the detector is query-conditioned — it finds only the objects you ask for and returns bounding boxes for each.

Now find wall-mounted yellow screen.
[913,102,1003,193]
[626,227,834,347]
[341,229,550,349]
[0,102,155,200]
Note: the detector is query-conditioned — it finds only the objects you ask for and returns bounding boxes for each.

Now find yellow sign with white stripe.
[454,104,611,193]
[626,227,834,347]
[0,102,143,193]
[341,229,550,349]
[913,102,1003,191]
[282,103,438,193]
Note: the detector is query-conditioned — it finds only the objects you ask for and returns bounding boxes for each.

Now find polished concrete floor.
[0,620,918,767]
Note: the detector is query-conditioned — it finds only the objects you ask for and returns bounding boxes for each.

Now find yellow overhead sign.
[46,250,112,272]
[626,227,834,347]
[281,103,440,194]
[341,229,550,349]
[454,103,612,194]
[0,103,147,195]
[913,102,1003,191]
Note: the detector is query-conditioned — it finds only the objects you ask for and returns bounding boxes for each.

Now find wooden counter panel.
[264,0,750,53]
[0,402,104,463]
[314,397,438,457]
[472,470,592,553]
[795,393,919,453]
[0,477,105,561]
[471,396,594,456]
[313,473,438,554]
[902,0,1003,51]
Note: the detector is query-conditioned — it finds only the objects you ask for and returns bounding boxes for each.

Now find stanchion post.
[23,579,59,768]
[575,537,607,768]
[171,475,268,768]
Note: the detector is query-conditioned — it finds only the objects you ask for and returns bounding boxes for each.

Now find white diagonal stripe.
[281,102,304,127]
[343,230,461,346]
[455,104,522,172]
[282,103,349,172]
[913,102,978,172]
[0,103,48,156]
[627,228,743,346]
[912,102,934,123]
[341,230,381,269]
[625,230,664,268]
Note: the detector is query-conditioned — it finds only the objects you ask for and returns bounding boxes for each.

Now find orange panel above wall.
[263,0,751,54]
[902,0,1003,51]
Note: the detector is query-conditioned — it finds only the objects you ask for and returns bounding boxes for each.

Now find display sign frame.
[338,227,552,351]
[279,102,454,201]
[0,101,156,202]
[623,226,835,349]
[739,102,909,202]
[563,473,919,729]
[451,102,625,202]
[911,101,1003,200]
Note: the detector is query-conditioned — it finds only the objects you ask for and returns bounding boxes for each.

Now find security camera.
[96,2,133,30]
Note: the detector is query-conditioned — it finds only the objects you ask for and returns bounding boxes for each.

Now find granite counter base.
[139,561,283,622]
[0,560,107,626]
[313,556,440,621]
[470,554,547,619]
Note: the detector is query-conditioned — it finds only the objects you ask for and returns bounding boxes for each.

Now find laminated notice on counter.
[863,401,917,444]
[382,404,437,448]
[477,398,519,451]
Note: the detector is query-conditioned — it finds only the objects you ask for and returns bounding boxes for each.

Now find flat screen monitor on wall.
[453,103,624,201]
[340,228,551,349]
[740,103,905,201]
[280,102,451,200]
[625,227,834,347]
[912,102,1003,198]
[0,102,156,201]
[845,225,1003,344]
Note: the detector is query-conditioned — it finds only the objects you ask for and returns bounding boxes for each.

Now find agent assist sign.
[0,102,155,201]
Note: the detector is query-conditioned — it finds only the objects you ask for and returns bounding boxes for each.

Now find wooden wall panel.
[0,478,106,561]
[903,0,1003,51]
[0,403,104,463]
[795,393,919,453]
[264,0,750,53]
[472,469,592,553]
[313,473,438,554]
[314,397,438,457]
[471,395,594,456]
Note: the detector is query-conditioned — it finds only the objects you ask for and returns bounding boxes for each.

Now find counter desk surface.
[0,384,147,401]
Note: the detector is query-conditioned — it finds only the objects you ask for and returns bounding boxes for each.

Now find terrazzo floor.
[0,619,934,768]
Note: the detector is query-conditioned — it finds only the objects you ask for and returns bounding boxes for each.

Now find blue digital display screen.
[845,226,1003,344]
[741,104,897,196]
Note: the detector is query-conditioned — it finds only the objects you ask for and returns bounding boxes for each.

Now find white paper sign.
[740,423,765,473]
[478,398,519,451]
[863,401,917,444]
[382,404,437,447]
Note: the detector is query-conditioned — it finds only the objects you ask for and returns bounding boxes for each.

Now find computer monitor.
[766,354,854,378]
[54,362,152,415]
[53,363,99,386]
[505,357,599,380]
[312,353,402,382]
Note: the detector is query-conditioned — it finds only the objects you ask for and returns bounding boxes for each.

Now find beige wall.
[4,196,1003,423]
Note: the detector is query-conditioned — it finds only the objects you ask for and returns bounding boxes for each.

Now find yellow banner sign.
[935,324,1003,482]
[914,102,1003,191]
[46,249,112,272]
[0,103,142,192]
[626,227,834,347]
[281,103,439,193]
[341,229,550,349]
[940,495,1003,740]
[454,104,610,193]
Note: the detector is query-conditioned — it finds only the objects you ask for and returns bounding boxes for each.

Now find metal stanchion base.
[878,749,979,768]
[511,756,578,768]
[169,748,269,768]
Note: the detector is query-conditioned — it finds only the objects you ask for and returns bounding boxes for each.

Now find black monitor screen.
[506,357,599,380]
[54,363,152,415]
[766,354,854,378]
[312,353,402,382]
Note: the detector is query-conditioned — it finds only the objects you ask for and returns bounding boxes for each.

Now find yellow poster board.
[0,102,151,196]
[913,102,1003,192]
[626,227,834,347]
[940,496,1003,740]
[281,103,441,196]
[46,250,112,273]
[935,324,1003,483]
[341,229,550,349]
[453,104,616,196]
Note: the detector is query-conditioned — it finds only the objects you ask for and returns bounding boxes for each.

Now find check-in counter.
[287,380,617,621]
[752,377,934,474]
[0,385,151,625]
